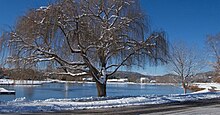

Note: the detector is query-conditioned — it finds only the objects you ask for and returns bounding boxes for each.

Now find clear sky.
[139,0,220,75]
[142,0,220,45]
[0,0,220,75]
[0,0,52,30]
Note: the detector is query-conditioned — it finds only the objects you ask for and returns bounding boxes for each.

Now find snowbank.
[0,79,52,85]
[0,92,220,113]
[0,79,13,85]
[0,88,15,94]
[107,79,128,82]
[192,83,220,94]
[45,79,177,85]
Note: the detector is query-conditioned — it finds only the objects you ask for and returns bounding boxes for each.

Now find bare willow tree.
[168,42,204,93]
[207,34,220,76]
[6,0,168,97]
[0,32,10,67]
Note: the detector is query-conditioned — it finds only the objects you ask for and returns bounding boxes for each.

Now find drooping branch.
[4,0,169,89]
[107,51,136,76]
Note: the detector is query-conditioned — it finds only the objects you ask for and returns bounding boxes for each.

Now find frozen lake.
[0,82,185,101]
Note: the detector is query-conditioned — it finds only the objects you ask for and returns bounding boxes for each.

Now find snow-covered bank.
[0,80,172,86]
[40,79,178,85]
[0,79,52,85]
[0,92,220,113]
[0,88,15,94]
[0,78,179,86]
[192,83,220,93]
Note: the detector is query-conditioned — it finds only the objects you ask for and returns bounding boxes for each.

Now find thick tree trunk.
[96,82,106,97]
[87,64,107,97]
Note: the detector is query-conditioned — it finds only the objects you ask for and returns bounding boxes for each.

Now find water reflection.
[64,82,68,98]
[23,86,35,98]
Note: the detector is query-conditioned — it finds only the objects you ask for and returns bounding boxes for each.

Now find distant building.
[140,77,149,83]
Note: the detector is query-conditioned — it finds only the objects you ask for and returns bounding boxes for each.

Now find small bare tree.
[207,34,220,76]
[168,42,204,93]
[5,0,168,97]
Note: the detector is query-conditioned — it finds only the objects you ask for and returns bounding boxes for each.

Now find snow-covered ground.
[192,83,220,93]
[0,92,220,113]
[0,88,15,94]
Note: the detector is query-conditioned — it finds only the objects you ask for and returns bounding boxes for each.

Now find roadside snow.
[1,92,220,113]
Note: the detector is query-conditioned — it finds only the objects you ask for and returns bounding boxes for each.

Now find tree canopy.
[4,0,168,96]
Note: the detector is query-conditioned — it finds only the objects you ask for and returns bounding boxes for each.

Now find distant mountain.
[109,71,180,83]
[2,67,217,83]
[109,71,152,82]
[188,71,217,83]
[154,74,181,83]
[110,71,218,83]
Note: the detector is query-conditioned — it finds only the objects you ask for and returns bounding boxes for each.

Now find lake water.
[0,82,186,102]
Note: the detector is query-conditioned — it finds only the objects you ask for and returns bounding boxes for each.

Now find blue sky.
[0,0,52,30]
[142,0,220,45]
[139,0,220,75]
[0,0,219,75]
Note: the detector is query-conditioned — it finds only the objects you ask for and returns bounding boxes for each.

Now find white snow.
[0,88,15,94]
[36,6,50,11]
[36,57,54,61]
[0,92,220,113]
[108,15,118,21]
[124,1,130,5]
[0,79,52,85]
[0,88,8,92]
[192,83,220,94]
[99,68,107,84]
[39,17,45,24]
[0,79,13,85]
[56,72,87,77]
[107,79,128,83]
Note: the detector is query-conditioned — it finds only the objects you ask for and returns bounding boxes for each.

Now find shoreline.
[0,79,180,86]
[18,97,220,115]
